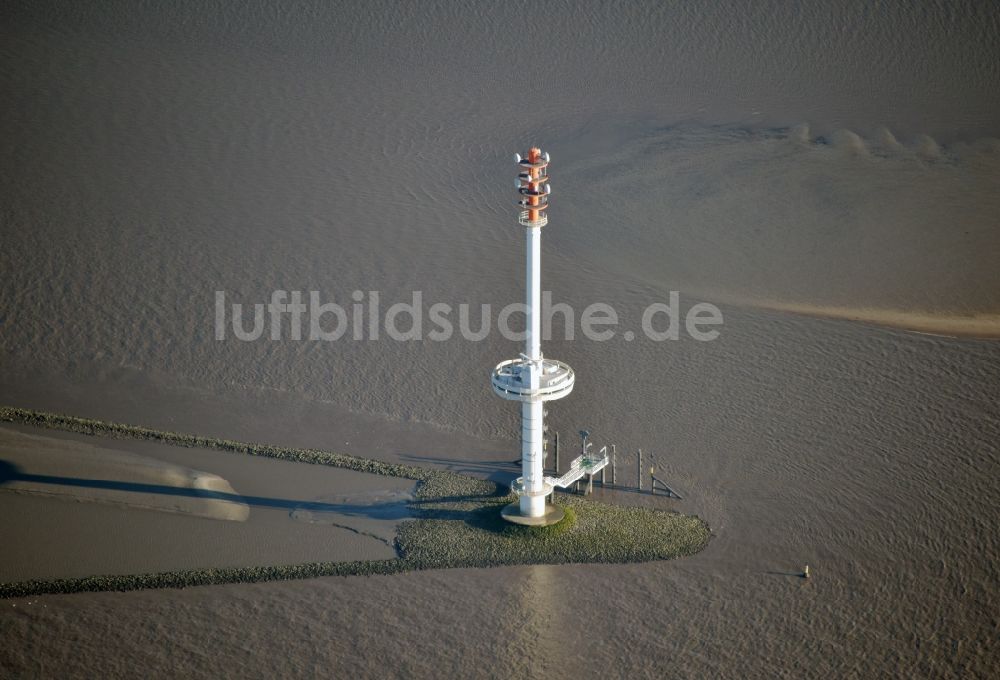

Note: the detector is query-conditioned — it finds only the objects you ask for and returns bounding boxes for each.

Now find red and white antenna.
[516,147,551,229]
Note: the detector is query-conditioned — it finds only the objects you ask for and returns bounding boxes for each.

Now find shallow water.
[1,1,999,677]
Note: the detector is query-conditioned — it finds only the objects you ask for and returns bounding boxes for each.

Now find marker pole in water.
[638,449,643,491]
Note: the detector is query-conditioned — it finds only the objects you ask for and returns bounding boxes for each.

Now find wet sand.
[730,301,1000,339]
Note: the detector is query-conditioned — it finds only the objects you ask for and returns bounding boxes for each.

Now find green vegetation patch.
[0,406,710,598]
[402,497,708,569]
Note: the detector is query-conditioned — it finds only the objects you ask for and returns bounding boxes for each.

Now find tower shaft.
[521,147,546,516]
[526,224,542,363]
[521,400,545,516]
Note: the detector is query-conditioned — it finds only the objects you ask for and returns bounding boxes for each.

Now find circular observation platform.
[491,358,575,402]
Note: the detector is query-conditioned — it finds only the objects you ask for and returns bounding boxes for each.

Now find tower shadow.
[0,458,409,519]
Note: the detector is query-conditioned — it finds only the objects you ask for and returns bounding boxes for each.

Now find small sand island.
[0,406,710,599]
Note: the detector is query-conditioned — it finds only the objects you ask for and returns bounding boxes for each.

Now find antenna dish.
[542,152,550,162]
[514,153,522,163]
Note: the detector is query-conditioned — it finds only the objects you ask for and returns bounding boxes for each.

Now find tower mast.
[492,147,575,523]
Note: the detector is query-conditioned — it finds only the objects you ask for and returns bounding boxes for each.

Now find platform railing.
[518,210,548,228]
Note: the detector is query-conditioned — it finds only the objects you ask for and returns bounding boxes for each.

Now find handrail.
[518,210,547,227]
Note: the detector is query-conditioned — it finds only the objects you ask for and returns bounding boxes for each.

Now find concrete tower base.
[500,502,565,527]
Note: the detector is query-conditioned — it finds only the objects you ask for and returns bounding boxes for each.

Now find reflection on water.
[506,565,564,676]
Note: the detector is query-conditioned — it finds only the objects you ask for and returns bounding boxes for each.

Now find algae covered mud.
[0,407,710,598]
